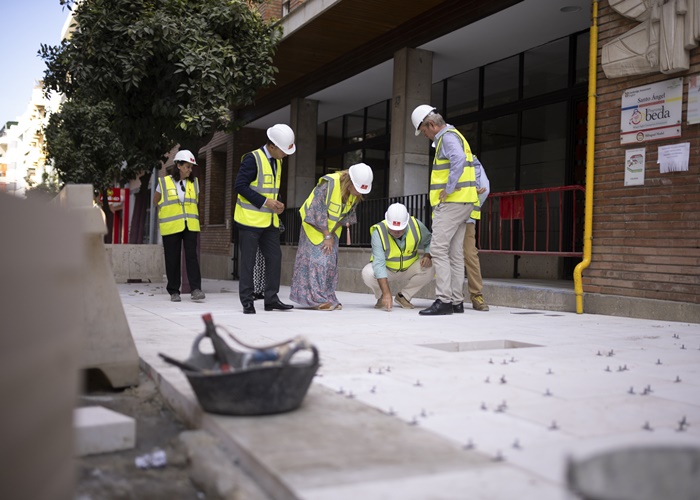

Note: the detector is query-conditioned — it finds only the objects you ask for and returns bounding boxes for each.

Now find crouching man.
[361,203,434,311]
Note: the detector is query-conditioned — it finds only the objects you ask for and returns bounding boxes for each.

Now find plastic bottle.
[202,313,231,372]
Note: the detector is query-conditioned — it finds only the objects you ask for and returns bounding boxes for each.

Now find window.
[344,112,364,145]
[326,117,343,151]
[365,101,388,139]
[484,55,520,108]
[481,114,518,192]
[520,102,567,189]
[317,99,391,197]
[575,31,590,85]
[523,38,569,99]
[446,69,479,117]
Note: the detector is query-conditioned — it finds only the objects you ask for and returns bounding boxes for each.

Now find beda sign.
[620,77,682,145]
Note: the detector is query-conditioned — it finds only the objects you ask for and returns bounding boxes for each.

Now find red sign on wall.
[501,195,524,220]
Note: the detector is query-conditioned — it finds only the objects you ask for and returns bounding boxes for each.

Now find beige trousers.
[361,260,434,301]
[463,222,483,298]
[430,202,473,304]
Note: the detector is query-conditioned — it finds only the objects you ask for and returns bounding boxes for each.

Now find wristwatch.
[324,234,332,240]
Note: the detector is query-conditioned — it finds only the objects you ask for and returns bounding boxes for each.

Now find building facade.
[0,84,61,197]
[187,0,698,319]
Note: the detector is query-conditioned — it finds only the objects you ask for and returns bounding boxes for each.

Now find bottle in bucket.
[202,313,231,372]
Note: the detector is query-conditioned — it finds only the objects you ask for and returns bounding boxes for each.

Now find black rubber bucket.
[161,331,319,416]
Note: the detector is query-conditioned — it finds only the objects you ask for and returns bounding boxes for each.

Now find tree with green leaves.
[41,0,282,185]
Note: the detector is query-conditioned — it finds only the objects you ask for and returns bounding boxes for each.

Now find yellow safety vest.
[431,128,480,219]
[157,176,200,235]
[370,217,421,272]
[299,172,357,245]
[234,148,281,228]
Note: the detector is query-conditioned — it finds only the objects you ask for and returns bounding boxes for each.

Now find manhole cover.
[420,339,542,352]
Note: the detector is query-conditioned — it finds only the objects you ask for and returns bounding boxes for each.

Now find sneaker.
[170,293,181,302]
[191,289,206,301]
[471,294,489,311]
[374,298,383,309]
[395,293,414,309]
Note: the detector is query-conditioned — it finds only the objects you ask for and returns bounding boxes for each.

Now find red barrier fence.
[478,185,585,257]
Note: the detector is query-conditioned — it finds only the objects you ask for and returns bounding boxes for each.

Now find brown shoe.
[471,294,490,312]
[374,298,383,309]
[312,302,334,311]
[395,293,414,309]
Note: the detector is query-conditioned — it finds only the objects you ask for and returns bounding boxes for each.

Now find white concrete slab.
[119,279,700,499]
[74,406,135,456]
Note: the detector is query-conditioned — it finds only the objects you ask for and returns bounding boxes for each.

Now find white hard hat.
[385,203,410,231]
[267,124,296,155]
[348,163,373,194]
[411,105,437,136]
[173,149,197,165]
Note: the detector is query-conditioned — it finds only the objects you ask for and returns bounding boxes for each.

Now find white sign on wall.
[624,148,645,186]
[620,78,683,144]
[688,75,700,125]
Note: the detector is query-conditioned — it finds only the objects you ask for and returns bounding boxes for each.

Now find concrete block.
[58,185,140,388]
[0,192,84,500]
[74,406,136,456]
[106,244,165,283]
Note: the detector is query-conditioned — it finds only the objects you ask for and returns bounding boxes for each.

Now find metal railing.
[276,185,585,257]
[478,185,585,256]
[280,193,432,247]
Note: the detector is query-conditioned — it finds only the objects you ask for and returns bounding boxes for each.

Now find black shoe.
[243,303,256,314]
[419,300,453,316]
[264,300,294,311]
[453,302,464,313]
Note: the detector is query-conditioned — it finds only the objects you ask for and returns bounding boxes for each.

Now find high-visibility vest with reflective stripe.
[234,149,281,228]
[370,217,421,272]
[431,128,480,219]
[299,172,357,245]
[157,176,200,235]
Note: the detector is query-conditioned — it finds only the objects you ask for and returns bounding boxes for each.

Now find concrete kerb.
[140,355,497,500]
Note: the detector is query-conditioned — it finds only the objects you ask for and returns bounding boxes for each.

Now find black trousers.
[162,227,201,295]
[238,225,281,306]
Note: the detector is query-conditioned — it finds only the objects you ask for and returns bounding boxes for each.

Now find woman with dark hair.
[153,149,205,303]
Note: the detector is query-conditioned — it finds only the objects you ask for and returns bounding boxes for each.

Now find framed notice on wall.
[688,75,700,125]
[624,148,645,186]
[620,78,683,144]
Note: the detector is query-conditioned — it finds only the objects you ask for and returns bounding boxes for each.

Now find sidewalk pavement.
[119,279,700,500]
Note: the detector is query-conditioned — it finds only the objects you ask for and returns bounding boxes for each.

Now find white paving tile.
[120,280,700,498]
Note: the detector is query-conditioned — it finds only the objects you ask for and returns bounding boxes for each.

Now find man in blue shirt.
[361,203,434,311]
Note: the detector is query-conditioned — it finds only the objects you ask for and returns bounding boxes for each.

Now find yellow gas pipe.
[574,0,599,314]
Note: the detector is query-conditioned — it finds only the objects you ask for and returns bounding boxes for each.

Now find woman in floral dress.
[290,163,373,310]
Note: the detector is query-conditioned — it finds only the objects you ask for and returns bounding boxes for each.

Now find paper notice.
[657,143,690,173]
[688,75,700,125]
